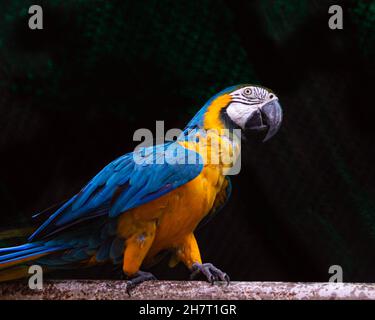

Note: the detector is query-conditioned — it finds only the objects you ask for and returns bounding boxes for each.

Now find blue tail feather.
[0,243,40,254]
[0,245,52,262]
[0,243,70,267]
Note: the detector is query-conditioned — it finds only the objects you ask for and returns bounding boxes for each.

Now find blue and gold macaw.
[0,84,282,292]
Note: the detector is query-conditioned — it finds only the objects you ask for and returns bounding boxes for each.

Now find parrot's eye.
[242,88,252,97]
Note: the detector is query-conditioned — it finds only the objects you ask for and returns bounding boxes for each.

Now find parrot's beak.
[244,100,283,142]
[261,100,283,142]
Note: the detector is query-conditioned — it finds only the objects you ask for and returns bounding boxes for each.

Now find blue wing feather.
[29,142,203,241]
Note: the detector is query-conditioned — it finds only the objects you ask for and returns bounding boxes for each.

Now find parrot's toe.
[125,270,157,296]
[190,262,230,285]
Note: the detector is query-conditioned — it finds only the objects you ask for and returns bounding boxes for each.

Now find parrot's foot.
[125,271,157,296]
[190,262,230,285]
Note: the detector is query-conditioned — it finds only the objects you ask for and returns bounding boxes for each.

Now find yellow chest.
[117,163,225,249]
[117,133,237,255]
[152,162,225,247]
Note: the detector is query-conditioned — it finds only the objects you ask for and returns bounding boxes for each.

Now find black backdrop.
[0,0,374,282]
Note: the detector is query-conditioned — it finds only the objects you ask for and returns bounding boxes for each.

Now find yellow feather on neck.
[203,94,231,130]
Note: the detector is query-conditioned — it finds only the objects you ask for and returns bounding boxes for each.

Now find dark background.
[0,0,374,282]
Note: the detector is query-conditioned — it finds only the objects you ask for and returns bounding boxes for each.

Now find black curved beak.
[262,100,283,142]
[244,100,283,142]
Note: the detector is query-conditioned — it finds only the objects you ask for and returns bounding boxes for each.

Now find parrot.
[0,84,282,293]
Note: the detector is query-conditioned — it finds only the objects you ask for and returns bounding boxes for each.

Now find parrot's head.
[187,84,283,142]
[224,85,283,142]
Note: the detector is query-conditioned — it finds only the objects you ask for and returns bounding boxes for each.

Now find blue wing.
[29,142,203,241]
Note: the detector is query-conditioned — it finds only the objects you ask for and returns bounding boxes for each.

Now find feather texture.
[29,142,203,241]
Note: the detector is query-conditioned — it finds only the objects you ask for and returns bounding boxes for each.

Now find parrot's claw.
[190,262,230,285]
[125,271,157,296]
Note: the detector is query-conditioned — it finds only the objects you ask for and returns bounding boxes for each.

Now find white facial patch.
[226,102,259,128]
[227,86,278,128]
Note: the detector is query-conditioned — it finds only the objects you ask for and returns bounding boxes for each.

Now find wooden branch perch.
[1,281,375,300]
